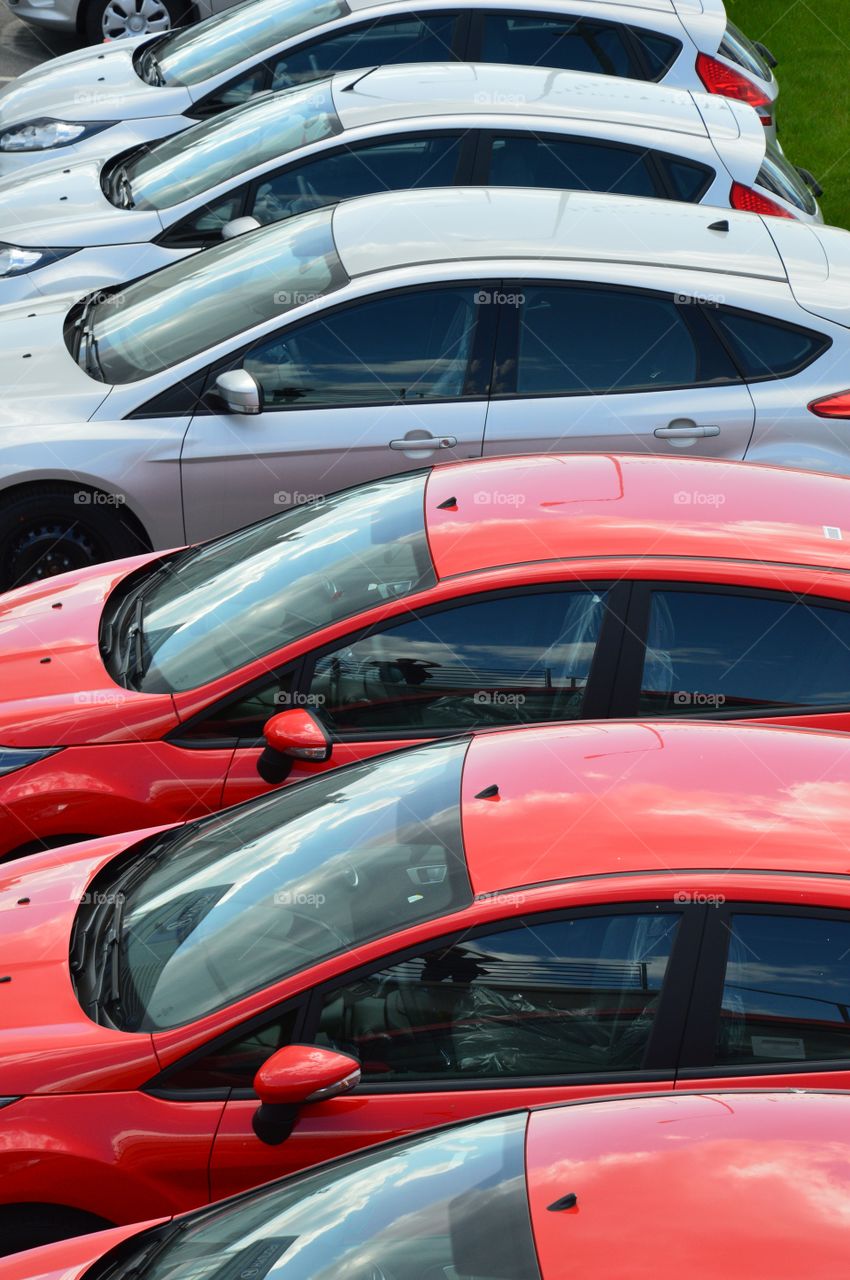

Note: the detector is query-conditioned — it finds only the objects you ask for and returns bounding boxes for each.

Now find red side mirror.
[252,1045,361,1146]
[263,709,331,762]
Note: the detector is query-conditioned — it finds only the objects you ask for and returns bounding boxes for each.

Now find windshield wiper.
[121,595,147,690]
[139,47,165,86]
[108,163,135,210]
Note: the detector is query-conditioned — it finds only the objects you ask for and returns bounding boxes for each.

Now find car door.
[483,281,757,461]
[219,582,625,807]
[179,283,497,543]
[611,582,850,733]
[676,904,850,1093]
[207,903,700,1197]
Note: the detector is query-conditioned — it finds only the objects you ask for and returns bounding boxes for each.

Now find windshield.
[757,142,818,216]
[139,0,348,88]
[99,739,470,1030]
[105,471,433,693]
[118,82,342,211]
[96,1113,539,1280]
[75,207,345,383]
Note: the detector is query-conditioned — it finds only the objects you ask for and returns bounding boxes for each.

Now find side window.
[156,1008,300,1091]
[715,913,850,1065]
[487,133,659,198]
[243,287,482,408]
[163,193,246,247]
[656,155,713,202]
[269,12,460,88]
[307,589,608,734]
[192,65,268,118]
[710,308,828,380]
[629,26,681,79]
[316,911,682,1080]
[507,286,730,397]
[249,133,465,225]
[638,590,850,715]
[480,13,639,78]
[178,670,296,742]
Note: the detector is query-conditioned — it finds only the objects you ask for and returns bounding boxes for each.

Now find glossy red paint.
[3,455,850,856]
[526,1091,850,1277]
[0,1223,162,1280]
[254,1045,360,1104]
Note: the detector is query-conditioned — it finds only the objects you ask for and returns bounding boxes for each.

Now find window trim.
[702,300,831,384]
[611,579,850,721]
[678,901,850,1078]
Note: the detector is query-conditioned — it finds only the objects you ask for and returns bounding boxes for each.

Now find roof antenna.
[475,783,500,800]
[340,65,379,91]
[548,1193,578,1212]
[708,219,730,232]
[437,495,458,510]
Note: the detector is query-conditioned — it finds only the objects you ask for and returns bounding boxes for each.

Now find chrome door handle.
[654,424,721,439]
[389,435,457,450]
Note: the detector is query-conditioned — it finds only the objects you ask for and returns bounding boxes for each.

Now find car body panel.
[0,159,164,247]
[0,1224,161,1280]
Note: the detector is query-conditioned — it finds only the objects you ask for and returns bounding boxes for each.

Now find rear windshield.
[757,142,818,216]
[138,0,349,87]
[719,20,772,81]
[101,738,471,1030]
[120,82,342,211]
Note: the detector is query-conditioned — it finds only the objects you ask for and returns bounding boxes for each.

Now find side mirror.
[221,215,262,240]
[213,369,263,415]
[257,709,331,784]
[252,1045,361,1146]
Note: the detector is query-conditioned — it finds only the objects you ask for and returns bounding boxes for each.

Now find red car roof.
[526,1090,850,1278]
[424,454,850,579]
[460,721,850,895]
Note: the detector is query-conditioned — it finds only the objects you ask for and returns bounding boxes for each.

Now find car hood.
[0,40,192,127]
[0,158,163,247]
[0,835,162,1094]
[0,294,114,426]
[0,554,179,747]
[0,1223,166,1280]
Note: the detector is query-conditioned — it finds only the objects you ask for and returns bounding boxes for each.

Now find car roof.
[347,0,689,14]
[333,63,716,138]
[423,453,850,579]
[460,720,850,895]
[331,186,784,281]
[526,1091,850,1277]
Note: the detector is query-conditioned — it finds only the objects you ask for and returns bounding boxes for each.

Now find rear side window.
[658,155,713,202]
[487,134,658,199]
[270,11,460,87]
[715,913,850,1065]
[719,20,772,81]
[711,308,828,380]
[756,143,818,216]
[480,12,638,78]
[629,26,680,79]
[639,589,850,715]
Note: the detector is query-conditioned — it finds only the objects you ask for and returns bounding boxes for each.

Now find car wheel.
[0,485,149,591]
[83,0,188,43]
[0,1206,115,1257]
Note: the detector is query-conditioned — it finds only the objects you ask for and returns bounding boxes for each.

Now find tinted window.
[270,12,459,88]
[630,26,680,79]
[711,308,827,379]
[659,155,713,202]
[179,671,297,742]
[309,589,607,732]
[756,142,818,216]
[481,13,638,78]
[166,193,244,245]
[716,913,850,1065]
[639,590,850,715]
[510,286,709,396]
[317,911,681,1079]
[244,286,481,408]
[250,133,464,224]
[487,134,658,198]
[161,1009,299,1090]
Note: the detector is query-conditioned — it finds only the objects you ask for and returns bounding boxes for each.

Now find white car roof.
[333,63,725,138]
[347,0,704,13]
[332,186,784,282]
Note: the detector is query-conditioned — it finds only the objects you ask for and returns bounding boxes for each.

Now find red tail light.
[809,391,850,419]
[696,52,771,109]
[730,182,795,219]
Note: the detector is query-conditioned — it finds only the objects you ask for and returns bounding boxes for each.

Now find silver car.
[0,185,848,588]
[0,0,779,167]
[0,63,819,305]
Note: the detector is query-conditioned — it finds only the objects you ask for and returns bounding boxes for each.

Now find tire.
[83,0,189,43]
[0,1206,115,1257]
[0,485,148,592]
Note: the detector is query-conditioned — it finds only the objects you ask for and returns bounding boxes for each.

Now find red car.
[2,1090,846,1280]
[5,452,850,860]
[4,719,850,1253]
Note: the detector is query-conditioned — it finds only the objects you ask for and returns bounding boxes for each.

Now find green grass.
[729,0,850,228]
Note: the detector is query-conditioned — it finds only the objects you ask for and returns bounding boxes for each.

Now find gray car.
[0,185,849,589]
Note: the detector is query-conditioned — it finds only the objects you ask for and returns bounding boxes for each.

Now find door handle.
[389,435,457,450]
[654,424,721,439]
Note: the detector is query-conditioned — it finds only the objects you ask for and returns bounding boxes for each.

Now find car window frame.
[610,580,850,721]
[701,301,831,383]
[678,900,850,1079]
[465,8,660,82]
[145,899,705,1099]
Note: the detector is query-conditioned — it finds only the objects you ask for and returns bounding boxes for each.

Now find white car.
[0,63,819,306]
[0,185,848,589]
[0,0,779,171]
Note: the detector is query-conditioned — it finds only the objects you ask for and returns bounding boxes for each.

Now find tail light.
[696,52,771,114]
[809,392,850,419]
[730,182,795,219]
